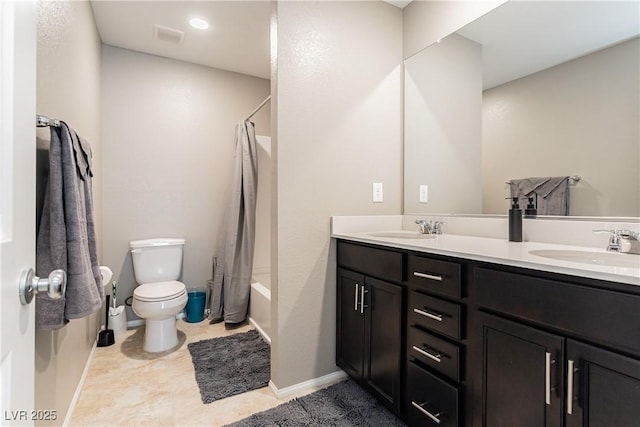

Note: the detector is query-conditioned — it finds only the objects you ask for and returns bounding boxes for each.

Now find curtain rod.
[245,95,271,121]
[36,115,61,128]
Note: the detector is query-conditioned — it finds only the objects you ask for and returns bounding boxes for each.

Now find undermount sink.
[529,249,640,269]
[368,231,437,240]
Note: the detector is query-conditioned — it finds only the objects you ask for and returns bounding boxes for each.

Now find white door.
[0,1,37,425]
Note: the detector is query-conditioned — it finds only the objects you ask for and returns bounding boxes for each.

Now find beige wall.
[35,1,102,423]
[253,135,271,280]
[403,0,506,59]
[482,37,640,216]
[272,1,403,389]
[101,46,270,321]
[404,33,483,214]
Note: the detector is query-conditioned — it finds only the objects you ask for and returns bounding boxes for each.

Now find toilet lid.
[134,281,186,302]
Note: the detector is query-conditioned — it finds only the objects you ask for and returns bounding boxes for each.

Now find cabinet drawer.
[409,326,461,382]
[409,255,461,298]
[407,361,459,427]
[337,241,403,283]
[409,291,462,340]
[475,267,640,356]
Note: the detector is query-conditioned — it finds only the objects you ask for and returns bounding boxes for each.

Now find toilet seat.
[134,281,186,302]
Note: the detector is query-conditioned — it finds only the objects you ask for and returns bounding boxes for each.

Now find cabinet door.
[476,312,564,427]
[365,276,403,413]
[565,340,640,427]
[337,268,365,379]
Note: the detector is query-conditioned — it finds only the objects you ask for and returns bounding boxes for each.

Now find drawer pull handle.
[412,345,442,363]
[360,286,368,314]
[411,401,443,424]
[413,308,443,322]
[567,359,576,415]
[545,352,551,405]
[354,284,359,311]
[414,271,443,281]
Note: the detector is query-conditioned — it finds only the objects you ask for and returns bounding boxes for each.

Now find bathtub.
[249,278,271,344]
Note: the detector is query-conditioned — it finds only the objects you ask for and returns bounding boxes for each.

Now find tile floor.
[69,320,317,426]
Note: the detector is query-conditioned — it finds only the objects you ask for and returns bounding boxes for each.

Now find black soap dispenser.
[509,197,523,242]
[524,196,537,218]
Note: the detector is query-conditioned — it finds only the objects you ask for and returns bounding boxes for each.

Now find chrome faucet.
[415,219,445,235]
[593,229,640,254]
[415,219,432,234]
[432,221,445,235]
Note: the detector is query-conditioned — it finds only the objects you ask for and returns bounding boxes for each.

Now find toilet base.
[143,316,179,352]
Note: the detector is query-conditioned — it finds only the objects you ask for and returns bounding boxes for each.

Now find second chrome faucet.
[594,229,640,254]
[415,219,444,235]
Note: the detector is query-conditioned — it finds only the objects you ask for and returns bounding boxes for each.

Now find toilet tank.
[129,238,185,284]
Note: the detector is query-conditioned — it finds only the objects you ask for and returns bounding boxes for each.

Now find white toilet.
[130,238,188,353]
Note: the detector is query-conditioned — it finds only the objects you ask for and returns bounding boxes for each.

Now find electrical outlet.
[420,185,429,203]
[373,182,383,203]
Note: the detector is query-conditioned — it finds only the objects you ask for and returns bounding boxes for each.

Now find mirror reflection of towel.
[509,176,570,215]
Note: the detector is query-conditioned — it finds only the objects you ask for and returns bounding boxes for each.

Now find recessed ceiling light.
[189,18,209,30]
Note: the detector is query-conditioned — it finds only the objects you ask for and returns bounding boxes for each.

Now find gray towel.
[36,122,103,330]
[509,176,570,215]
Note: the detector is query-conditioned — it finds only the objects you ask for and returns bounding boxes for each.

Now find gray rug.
[226,380,405,426]
[188,329,269,403]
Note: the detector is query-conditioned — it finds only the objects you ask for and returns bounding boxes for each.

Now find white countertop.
[332,230,640,287]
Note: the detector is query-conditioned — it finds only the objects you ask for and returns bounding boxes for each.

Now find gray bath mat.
[188,329,269,403]
[226,379,405,426]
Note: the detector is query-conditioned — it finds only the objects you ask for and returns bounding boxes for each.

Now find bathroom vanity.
[337,243,404,413]
[334,227,640,427]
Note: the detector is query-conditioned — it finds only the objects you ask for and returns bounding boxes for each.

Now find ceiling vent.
[153,24,184,44]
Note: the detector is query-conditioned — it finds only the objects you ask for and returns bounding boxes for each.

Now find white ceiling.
[91,1,638,87]
[383,0,413,8]
[456,1,640,89]
[90,1,413,80]
[90,1,271,79]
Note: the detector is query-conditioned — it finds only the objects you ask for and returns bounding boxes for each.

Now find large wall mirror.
[404,1,639,217]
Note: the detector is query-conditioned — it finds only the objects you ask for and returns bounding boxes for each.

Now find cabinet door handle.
[413,308,443,322]
[360,286,368,314]
[412,345,442,363]
[545,352,552,405]
[567,359,575,415]
[411,401,443,424]
[354,283,359,311]
[413,271,443,281]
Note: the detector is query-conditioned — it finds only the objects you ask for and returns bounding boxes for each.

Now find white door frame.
[1,1,37,425]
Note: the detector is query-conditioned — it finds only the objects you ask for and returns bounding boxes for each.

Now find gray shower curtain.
[209,121,258,324]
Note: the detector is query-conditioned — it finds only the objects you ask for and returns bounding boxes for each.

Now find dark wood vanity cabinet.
[336,242,404,415]
[337,268,366,379]
[336,240,467,424]
[407,254,467,427]
[335,238,640,427]
[473,267,640,427]
[565,340,640,427]
[475,311,565,426]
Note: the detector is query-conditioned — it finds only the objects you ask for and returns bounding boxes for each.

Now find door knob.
[19,268,66,305]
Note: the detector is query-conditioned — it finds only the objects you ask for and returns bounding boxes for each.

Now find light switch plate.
[373,182,383,203]
[420,185,429,203]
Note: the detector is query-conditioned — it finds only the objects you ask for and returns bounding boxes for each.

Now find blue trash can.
[185,288,206,323]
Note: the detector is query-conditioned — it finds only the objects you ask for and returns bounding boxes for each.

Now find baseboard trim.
[62,339,97,427]
[268,370,348,400]
[248,317,271,344]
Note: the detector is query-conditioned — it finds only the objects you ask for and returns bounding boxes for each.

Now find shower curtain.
[209,121,258,325]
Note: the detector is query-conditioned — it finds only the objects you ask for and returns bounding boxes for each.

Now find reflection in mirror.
[404,1,639,217]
